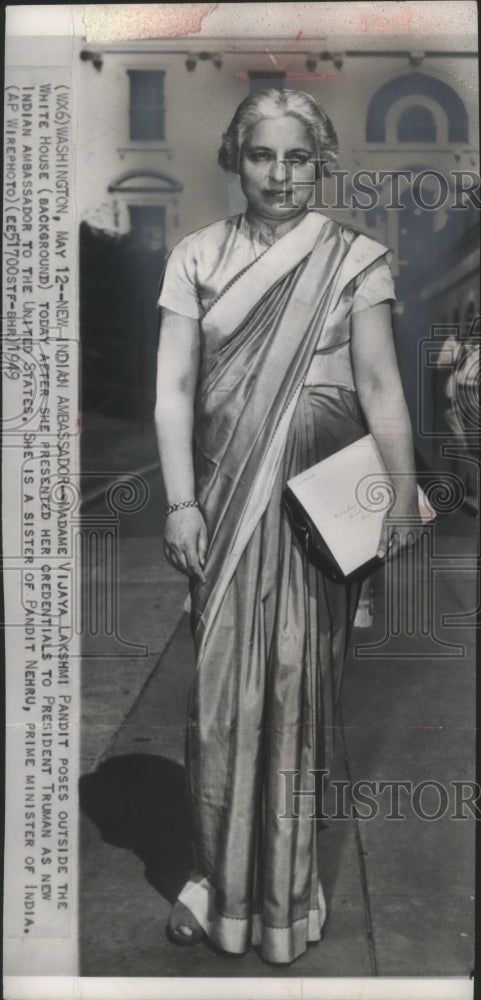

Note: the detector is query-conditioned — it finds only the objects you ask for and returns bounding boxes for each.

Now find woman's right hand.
[163,507,208,582]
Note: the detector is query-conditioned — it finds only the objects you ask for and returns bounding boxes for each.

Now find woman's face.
[239,115,316,223]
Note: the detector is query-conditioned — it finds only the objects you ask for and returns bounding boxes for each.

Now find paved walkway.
[79,415,476,979]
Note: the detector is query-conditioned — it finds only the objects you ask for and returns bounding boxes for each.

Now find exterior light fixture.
[80,49,103,71]
[409,51,425,67]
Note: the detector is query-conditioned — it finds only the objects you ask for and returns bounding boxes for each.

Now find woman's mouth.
[263,189,292,202]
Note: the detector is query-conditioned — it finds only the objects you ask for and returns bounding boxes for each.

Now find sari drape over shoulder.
[165,212,392,963]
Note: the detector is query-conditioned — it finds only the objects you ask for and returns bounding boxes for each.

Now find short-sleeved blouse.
[158,213,396,323]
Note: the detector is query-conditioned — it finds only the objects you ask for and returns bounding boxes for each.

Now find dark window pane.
[248,71,285,92]
[397,104,437,143]
[128,70,165,140]
[128,205,166,252]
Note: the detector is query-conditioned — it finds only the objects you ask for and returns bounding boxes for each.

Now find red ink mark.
[263,44,281,71]
[285,72,342,81]
[361,8,413,33]
[260,30,307,77]
[233,71,342,83]
[282,29,304,74]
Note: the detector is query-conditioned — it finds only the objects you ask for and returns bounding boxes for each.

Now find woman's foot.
[166,899,205,946]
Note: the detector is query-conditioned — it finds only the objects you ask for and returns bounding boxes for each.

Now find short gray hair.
[218,88,339,177]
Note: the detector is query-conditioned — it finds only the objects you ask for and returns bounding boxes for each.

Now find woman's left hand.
[377,495,423,561]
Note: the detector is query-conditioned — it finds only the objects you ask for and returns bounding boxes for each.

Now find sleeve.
[351,254,396,314]
[157,236,201,320]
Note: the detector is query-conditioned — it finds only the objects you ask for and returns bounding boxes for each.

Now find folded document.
[285,434,436,578]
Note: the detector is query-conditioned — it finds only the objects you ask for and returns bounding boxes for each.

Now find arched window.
[366,72,468,143]
[397,104,437,142]
[107,170,182,195]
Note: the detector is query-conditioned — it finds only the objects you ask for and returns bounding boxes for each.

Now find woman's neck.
[245,209,308,246]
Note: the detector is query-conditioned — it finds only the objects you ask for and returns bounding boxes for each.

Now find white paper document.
[287,434,435,576]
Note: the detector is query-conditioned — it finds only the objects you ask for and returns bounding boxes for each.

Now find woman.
[155,89,420,965]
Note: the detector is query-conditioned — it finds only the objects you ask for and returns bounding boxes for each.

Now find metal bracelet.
[165,499,199,516]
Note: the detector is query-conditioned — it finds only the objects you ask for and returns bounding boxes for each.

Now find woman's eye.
[245,151,312,166]
[287,155,310,166]
[249,151,271,162]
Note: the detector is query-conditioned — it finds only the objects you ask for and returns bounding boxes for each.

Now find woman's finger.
[185,543,207,582]
[163,541,176,567]
[164,541,187,575]
[197,523,208,568]
[385,530,400,560]
[377,513,391,559]
[385,525,419,561]
[179,550,190,574]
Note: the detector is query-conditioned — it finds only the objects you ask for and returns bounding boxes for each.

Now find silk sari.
[178,212,391,963]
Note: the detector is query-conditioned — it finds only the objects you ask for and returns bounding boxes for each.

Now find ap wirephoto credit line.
[2,4,479,1000]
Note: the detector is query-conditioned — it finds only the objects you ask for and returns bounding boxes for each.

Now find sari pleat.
[182,385,367,963]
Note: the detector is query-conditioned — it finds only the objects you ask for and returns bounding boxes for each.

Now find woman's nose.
[269,158,286,184]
